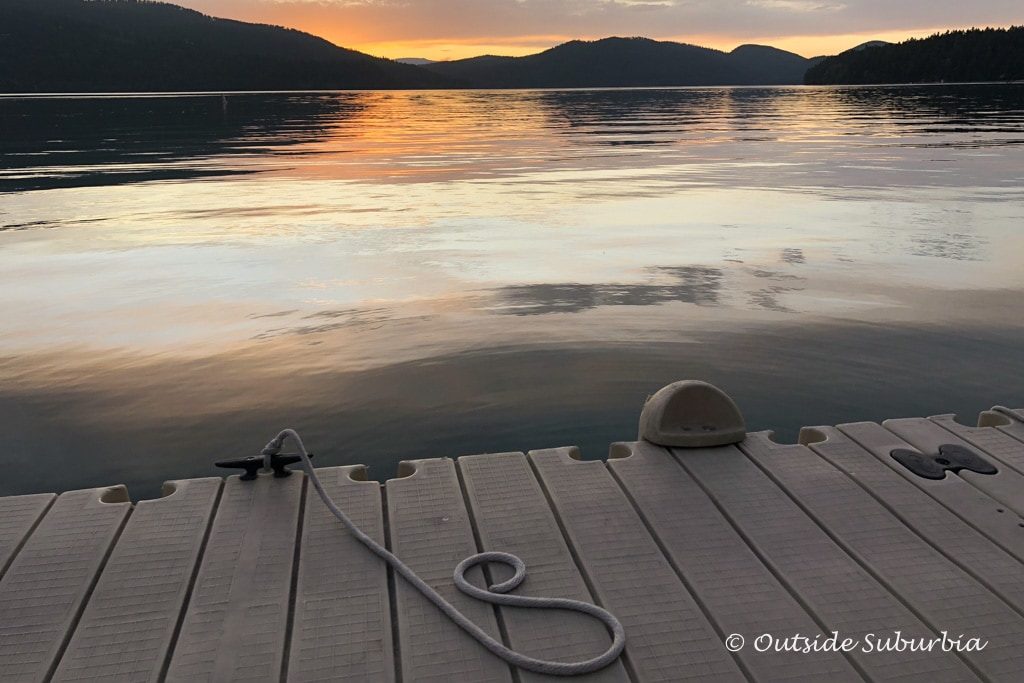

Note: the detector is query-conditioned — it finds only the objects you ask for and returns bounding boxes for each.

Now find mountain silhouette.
[0,0,452,92]
[423,37,818,87]
[848,40,893,52]
[10,1,1015,92]
[805,27,1024,84]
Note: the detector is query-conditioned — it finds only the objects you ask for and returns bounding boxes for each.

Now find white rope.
[262,428,626,677]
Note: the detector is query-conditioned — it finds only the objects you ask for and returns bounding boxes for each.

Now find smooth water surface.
[2,85,1023,497]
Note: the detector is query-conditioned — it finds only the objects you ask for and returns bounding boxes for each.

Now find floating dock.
[2,390,1024,682]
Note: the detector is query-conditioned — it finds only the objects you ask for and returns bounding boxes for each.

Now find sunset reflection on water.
[1,85,1022,497]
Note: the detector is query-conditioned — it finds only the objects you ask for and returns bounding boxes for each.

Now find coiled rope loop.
[262,428,626,677]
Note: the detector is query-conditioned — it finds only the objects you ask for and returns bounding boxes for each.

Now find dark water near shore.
[1,85,1023,498]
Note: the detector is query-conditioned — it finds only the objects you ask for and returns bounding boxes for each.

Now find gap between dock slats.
[804,426,1024,612]
[605,440,861,682]
[528,447,746,683]
[930,412,1024,481]
[384,458,512,683]
[883,418,1024,516]
[455,452,629,683]
[51,478,222,683]
[287,466,394,683]
[5,410,1024,682]
[985,408,1024,443]
[164,473,304,682]
[0,487,131,683]
[738,431,1024,680]
[669,441,977,682]
[0,493,54,581]
[838,421,1024,556]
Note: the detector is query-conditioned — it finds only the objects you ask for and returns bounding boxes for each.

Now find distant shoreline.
[2,81,1022,99]
[7,3,1019,94]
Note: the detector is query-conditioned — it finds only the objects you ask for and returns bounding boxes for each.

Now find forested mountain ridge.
[0,0,454,92]
[6,1,1017,92]
[805,27,1024,85]
[423,37,818,87]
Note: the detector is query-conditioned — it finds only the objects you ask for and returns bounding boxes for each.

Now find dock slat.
[50,478,221,683]
[884,417,1024,515]
[0,493,55,580]
[999,405,1024,438]
[806,425,1024,608]
[529,447,745,683]
[0,487,131,683]
[999,408,1024,422]
[741,432,1024,680]
[837,421,1024,556]
[995,420,1024,442]
[673,443,978,682]
[385,458,512,683]
[457,452,629,683]
[607,440,861,682]
[165,473,303,683]
[931,413,1024,477]
[7,401,1024,683]
[287,466,394,683]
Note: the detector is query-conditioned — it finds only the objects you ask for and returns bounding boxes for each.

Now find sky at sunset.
[173,0,1020,61]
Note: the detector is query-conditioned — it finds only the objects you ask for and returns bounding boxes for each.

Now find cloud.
[258,0,407,5]
[745,0,847,10]
[182,0,1024,49]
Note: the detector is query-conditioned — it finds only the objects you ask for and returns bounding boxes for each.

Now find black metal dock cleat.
[215,452,313,480]
[890,444,996,480]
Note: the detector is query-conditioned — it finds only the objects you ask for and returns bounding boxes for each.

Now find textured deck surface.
[2,409,1024,682]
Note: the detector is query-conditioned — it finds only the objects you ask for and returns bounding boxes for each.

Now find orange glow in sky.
[316,26,979,61]
[343,36,574,61]
[171,2,1015,62]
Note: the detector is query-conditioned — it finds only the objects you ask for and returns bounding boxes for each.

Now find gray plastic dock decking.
[2,407,1024,682]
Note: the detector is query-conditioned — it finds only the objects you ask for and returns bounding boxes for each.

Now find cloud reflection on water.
[0,85,1022,496]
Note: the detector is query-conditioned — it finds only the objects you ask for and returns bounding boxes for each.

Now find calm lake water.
[2,85,1023,498]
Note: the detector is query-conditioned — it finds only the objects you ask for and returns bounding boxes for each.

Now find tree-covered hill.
[0,0,454,92]
[805,27,1024,85]
[423,37,817,87]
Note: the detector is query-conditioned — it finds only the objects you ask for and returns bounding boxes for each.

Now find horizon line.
[350,24,1021,63]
